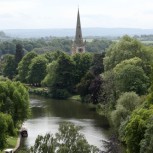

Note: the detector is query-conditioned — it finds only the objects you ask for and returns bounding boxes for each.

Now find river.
[19,95,111,152]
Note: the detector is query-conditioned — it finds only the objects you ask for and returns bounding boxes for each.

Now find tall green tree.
[123,108,153,153]
[15,43,24,65]
[3,54,16,79]
[111,92,140,129]
[0,113,15,150]
[43,53,75,99]
[27,56,48,86]
[113,58,149,95]
[140,118,153,153]
[17,51,37,82]
[0,81,30,125]
[104,35,153,73]
[72,53,92,85]
[77,72,95,103]
[90,53,105,75]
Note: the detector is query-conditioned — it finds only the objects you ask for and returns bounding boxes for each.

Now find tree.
[77,72,95,103]
[104,35,153,73]
[116,92,140,112]
[140,118,153,153]
[43,51,65,63]
[0,113,15,150]
[0,80,30,125]
[101,70,117,107]
[72,53,92,85]
[17,51,37,83]
[0,113,9,150]
[111,92,140,128]
[86,39,112,53]
[0,41,16,55]
[15,43,24,65]
[124,108,153,153]
[27,56,48,86]
[42,61,58,87]
[113,58,149,95]
[90,53,105,75]
[30,122,99,153]
[43,53,75,99]
[89,76,103,104]
[3,54,16,79]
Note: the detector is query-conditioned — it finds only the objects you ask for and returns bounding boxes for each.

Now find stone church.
[72,9,86,54]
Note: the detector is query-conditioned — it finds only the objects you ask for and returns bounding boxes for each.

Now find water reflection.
[20,95,110,150]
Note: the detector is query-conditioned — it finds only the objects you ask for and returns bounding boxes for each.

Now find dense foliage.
[27,56,48,86]
[0,113,15,150]
[43,53,76,98]
[3,54,16,79]
[17,51,37,83]
[0,38,112,55]
[0,80,30,150]
[101,36,153,153]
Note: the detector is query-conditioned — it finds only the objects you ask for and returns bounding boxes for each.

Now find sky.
[0,0,153,29]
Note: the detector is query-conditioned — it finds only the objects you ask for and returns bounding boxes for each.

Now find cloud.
[0,0,153,29]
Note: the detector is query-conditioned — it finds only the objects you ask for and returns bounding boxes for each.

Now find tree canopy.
[27,56,48,86]
[0,80,30,124]
[17,51,37,82]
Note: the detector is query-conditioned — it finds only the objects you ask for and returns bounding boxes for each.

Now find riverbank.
[2,129,23,153]
[28,86,82,101]
[28,86,51,97]
[68,95,81,101]
[1,136,17,153]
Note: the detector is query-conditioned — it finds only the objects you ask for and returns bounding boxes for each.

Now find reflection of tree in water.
[101,134,123,153]
[46,98,110,128]
[30,95,109,128]
[31,107,46,118]
[18,139,30,153]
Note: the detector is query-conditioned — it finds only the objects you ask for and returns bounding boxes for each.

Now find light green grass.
[69,95,81,101]
[1,136,18,153]
[6,136,18,149]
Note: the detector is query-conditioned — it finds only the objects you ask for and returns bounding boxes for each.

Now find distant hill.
[3,28,153,38]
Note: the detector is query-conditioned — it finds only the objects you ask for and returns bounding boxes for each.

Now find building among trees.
[72,9,86,54]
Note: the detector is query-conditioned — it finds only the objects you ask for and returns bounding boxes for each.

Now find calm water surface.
[20,95,110,151]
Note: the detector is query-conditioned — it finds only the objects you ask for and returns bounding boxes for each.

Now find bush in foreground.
[30,122,99,153]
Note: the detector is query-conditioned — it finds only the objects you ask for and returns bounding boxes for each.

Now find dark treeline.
[0,37,112,56]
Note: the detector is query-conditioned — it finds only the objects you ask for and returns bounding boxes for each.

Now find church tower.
[72,9,85,55]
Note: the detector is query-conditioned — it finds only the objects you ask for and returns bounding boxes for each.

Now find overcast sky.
[0,0,153,29]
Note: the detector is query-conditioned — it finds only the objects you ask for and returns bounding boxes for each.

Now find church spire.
[72,8,85,54]
[75,9,83,45]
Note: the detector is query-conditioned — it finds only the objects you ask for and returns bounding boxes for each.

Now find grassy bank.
[68,95,81,101]
[0,136,18,153]
[28,86,51,97]
[6,136,18,148]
